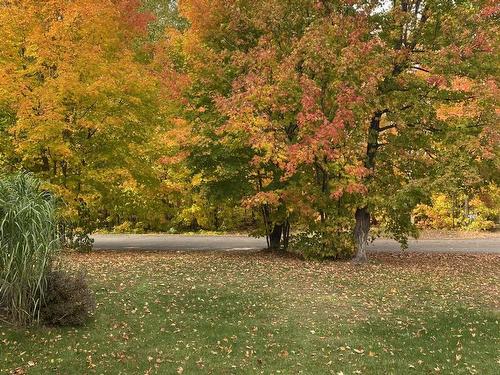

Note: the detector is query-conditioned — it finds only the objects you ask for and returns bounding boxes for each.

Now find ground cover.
[1,251,498,374]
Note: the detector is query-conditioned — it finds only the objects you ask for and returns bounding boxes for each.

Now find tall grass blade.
[0,173,60,325]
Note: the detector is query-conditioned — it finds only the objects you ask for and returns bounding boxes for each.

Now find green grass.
[1,251,498,374]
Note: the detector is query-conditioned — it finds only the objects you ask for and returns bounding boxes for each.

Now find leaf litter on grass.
[1,250,498,374]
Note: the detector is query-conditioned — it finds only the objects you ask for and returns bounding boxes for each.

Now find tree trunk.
[213,207,220,230]
[352,111,384,262]
[190,217,199,231]
[354,207,370,263]
[269,223,283,250]
[451,195,456,228]
[282,220,290,250]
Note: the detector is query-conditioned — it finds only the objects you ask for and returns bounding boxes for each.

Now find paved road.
[92,234,500,254]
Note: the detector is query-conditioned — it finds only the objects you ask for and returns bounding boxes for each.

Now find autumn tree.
[345,0,499,261]
[168,0,498,258]
[0,0,167,235]
[154,1,280,239]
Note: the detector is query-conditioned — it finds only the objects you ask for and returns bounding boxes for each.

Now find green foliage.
[113,220,146,234]
[0,173,60,325]
[162,0,498,258]
[290,227,355,260]
[59,199,95,252]
[1,0,498,254]
[466,216,496,231]
[414,195,461,229]
[0,0,167,237]
[40,270,95,327]
[378,185,429,249]
[142,0,188,39]
[61,227,95,253]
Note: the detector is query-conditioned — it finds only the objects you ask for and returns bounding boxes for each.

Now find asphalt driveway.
[92,234,500,254]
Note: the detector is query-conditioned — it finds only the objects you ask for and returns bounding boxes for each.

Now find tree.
[0,0,166,234]
[347,0,499,261]
[155,1,279,240]
[170,0,498,259]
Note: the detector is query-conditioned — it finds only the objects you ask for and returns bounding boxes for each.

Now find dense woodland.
[0,0,498,260]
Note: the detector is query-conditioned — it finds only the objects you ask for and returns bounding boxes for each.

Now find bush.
[58,198,96,252]
[414,191,499,231]
[0,173,59,325]
[466,216,496,231]
[40,270,95,327]
[113,220,146,234]
[60,225,94,253]
[290,231,354,260]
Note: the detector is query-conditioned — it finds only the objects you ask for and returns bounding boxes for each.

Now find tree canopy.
[1,0,498,259]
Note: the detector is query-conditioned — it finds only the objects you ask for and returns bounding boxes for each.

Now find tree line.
[0,0,498,260]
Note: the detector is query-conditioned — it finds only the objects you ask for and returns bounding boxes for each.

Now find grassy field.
[1,250,499,374]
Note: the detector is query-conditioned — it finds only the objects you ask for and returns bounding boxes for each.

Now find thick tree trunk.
[354,207,370,262]
[352,111,384,262]
[269,223,283,250]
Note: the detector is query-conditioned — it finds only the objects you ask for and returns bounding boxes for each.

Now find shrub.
[113,220,146,234]
[290,231,354,260]
[113,220,134,233]
[0,173,59,325]
[60,225,94,253]
[40,270,95,327]
[414,191,499,231]
[58,198,96,252]
[466,216,496,231]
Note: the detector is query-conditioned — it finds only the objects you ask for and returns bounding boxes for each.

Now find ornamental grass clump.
[0,173,60,325]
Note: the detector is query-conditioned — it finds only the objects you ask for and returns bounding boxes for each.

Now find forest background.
[0,0,498,260]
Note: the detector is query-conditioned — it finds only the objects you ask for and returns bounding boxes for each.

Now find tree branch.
[412,65,431,73]
[378,124,397,132]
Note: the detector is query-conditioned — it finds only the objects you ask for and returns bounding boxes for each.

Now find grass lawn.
[1,251,499,374]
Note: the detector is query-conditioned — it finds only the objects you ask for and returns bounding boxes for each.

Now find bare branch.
[378,124,397,132]
[412,65,431,73]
